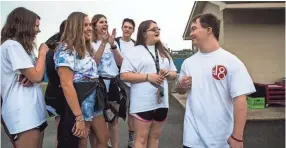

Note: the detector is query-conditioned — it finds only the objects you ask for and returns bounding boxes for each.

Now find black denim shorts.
[11,121,48,141]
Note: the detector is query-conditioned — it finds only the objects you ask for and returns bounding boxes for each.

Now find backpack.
[115,37,135,50]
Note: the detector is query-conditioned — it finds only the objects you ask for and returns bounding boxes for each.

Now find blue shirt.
[54,43,99,82]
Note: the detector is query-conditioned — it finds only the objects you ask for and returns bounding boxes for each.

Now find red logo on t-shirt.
[212,65,227,80]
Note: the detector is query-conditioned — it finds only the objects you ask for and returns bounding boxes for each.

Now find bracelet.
[146,74,149,81]
[75,114,82,117]
[75,118,84,122]
[231,135,243,142]
[111,44,117,50]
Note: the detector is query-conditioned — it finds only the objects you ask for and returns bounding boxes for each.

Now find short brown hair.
[191,13,220,41]
[122,18,135,28]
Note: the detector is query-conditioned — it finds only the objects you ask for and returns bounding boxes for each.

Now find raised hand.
[108,28,116,46]
[102,29,109,44]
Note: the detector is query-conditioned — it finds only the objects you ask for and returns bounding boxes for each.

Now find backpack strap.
[115,37,121,50]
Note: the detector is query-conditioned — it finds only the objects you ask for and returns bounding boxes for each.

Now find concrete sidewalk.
[172,93,285,120]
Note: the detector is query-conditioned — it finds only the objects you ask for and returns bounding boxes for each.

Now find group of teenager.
[1,6,256,148]
[1,7,177,148]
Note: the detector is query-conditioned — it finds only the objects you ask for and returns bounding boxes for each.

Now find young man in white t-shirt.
[115,18,136,148]
[175,13,256,148]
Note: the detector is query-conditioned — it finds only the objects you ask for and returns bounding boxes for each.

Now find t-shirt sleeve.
[54,46,75,71]
[229,59,256,99]
[120,52,137,73]
[7,42,34,72]
[169,58,177,72]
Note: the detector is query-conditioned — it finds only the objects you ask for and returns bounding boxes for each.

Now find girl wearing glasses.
[120,20,177,148]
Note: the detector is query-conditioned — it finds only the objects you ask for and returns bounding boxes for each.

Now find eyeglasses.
[145,27,161,32]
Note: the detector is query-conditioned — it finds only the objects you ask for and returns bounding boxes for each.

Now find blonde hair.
[60,12,92,58]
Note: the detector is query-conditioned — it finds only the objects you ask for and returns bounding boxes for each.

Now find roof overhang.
[183,1,286,40]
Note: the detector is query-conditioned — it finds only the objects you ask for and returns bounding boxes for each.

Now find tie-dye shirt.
[54,43,99,82]
[91,41,121,78]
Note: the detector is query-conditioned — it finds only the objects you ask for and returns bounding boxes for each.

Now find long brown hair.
[1,7,40,54]
[91,14,106,42]
[135,20,170,60]
[60,12,92,59]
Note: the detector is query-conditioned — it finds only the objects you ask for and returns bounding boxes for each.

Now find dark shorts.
[11,121,48,141]
[183,146,191,148]
[132,108,168,122]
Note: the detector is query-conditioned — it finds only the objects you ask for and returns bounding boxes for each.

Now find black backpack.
[115,37,135,51]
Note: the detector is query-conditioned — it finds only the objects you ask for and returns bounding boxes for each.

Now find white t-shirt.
[1,40,47,134]
[92,41,120,78]
[117,38,135,57]
[117,38,135,87]
[120,45,177,113]
[180,48,256,148]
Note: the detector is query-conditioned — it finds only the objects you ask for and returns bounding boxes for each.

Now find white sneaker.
[108,139,112,148]
[128,140,134,148]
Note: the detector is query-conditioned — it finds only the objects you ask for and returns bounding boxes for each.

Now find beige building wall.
[223,9,285,84]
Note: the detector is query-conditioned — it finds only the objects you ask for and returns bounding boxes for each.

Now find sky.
[1,0,194,51]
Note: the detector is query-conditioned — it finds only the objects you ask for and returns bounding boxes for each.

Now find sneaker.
[108,139,112,148]
[127,140,134,148]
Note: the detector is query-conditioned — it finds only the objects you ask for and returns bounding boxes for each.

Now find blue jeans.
[81,90,96,121]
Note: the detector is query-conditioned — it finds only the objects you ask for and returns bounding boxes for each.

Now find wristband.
[111,44,117,50]
[231,135,243,142]
[146,74,149,81]
[75,114,82,117]
[75,118,84,122]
